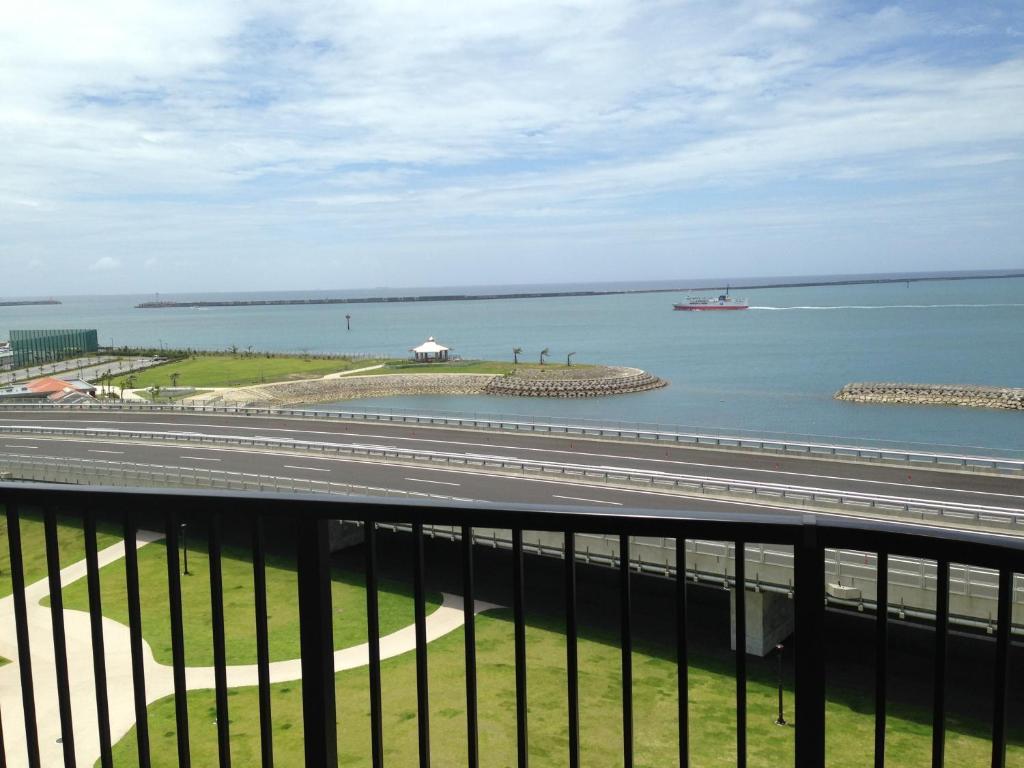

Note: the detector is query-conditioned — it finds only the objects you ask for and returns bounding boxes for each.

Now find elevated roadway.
[1,404,1022,652]
[0,407,1020,514]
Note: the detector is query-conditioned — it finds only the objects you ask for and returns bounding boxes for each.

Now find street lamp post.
[775,642,786,725]
[181,522,190,575]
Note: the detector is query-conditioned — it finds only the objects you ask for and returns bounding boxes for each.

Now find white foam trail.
[750,304,1024,311]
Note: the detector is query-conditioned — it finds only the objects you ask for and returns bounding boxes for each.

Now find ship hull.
[673,304,748,311]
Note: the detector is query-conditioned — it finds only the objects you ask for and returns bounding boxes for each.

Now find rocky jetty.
[835,383,1024,411]
[202,365,666,406]
[484,366,666,398]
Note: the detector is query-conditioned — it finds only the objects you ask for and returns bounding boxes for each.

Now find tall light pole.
[775,642,786,725]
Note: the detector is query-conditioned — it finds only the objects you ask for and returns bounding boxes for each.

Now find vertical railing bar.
[794,523,825,766]
[123,514,151,768]
[364,520,384,768]
[991,567,1012,768]
[676,537,689,768]
[208,513,231,767]
[84,509,113,768]
[565,531,580,768]
[932,558,949,768]
[461,524,480,768]
[875,552,888,768]
[0,700,6,768]
[296,516,337,767]
[620,534,634,768]
[164,512,191,768]
[513,528,529,768]
[413,522,431,768]
[734,540,746,768]
[251,515,274,768]
[43,509,76,767]
[5,503,41,768]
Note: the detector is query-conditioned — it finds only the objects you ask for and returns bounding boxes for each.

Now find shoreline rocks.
[835,383,1024,411]
[204,366,666,407]
[484,366,666,398]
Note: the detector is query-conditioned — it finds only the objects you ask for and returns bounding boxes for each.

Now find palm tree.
[170,372,180,388]
[512,347,522,365]
[539,348,550,365]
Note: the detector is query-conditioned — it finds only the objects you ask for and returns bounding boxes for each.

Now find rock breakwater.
[484,366,665,398]
[202,366,666,406]
[835,383,1024,411]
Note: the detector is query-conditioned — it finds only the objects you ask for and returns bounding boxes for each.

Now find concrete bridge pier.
[730,589,795,656]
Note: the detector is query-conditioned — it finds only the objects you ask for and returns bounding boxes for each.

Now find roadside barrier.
[0,401,1020,475]
[1,423,1019,533]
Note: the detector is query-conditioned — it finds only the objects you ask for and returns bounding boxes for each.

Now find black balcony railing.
[1,480,1022,768]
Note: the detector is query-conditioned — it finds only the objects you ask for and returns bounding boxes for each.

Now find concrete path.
[0,534,497,767]
[323,363,385,379]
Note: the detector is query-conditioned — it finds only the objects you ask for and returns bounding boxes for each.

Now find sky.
[2,0,1023,296]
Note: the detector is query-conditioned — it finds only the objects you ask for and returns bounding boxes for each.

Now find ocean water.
[2,277,1022,453]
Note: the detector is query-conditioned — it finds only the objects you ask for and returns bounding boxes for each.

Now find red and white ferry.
[673,289,748,311]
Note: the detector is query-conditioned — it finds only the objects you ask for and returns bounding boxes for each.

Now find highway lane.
[0,435,820,515]
[0,409,1020,509]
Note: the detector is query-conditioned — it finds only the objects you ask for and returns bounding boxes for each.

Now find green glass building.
[9,329,99,368]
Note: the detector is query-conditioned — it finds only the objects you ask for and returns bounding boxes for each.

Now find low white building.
[410,336,450,362]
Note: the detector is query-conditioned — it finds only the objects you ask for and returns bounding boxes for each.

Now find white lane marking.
[7,417,1020,500]
[283,464,331,472]
[88,449,124,455]
[404,477,461,487]
[9,430,1019,513]
[4,444,37,449]
[552,494,623,506]
[181,456,221,462]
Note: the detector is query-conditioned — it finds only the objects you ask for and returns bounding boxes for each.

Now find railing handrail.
[2,479,1022,767]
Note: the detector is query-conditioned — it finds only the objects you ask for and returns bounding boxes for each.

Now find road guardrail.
[0,401,1020,475]
[1,423,1020,533]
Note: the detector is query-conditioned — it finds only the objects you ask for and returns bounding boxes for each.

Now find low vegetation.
[126,354,388,389]
[6,515,1017,767]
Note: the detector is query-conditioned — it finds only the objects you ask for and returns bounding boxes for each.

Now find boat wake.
[750,304,1024,311]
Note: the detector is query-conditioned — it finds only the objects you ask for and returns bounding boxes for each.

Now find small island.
[110,337,666,407]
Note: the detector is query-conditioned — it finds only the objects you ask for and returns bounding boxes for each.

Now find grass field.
[59,534,440,666]
[370,360,595,376]
[5,516,1020,767]
[125,355,389,389]
[0,508,120,599]
[106,605,1024,768]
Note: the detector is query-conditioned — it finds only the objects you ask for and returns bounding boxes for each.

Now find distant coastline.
[135,271,1024,309]
[0,299,61,308]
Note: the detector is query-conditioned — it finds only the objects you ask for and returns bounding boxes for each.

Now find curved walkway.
[0,533,497,767]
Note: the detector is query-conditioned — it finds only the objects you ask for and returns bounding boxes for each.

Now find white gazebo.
[410,336,450,362]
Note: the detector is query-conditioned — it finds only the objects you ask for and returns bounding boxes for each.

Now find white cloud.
[88,256,121,271]
[1,0,1022,293]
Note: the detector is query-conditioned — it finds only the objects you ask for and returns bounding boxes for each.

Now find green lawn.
[4,516,1018,767]
[0,508,121,599]
[125,355,390,389]
[370,360,595,376]
[130,388,214,402]
[107,607,1023,768]
[60,533,440,667]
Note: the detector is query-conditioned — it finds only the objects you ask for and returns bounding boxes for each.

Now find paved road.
[1,356,161,386]
[0,408,1020,514]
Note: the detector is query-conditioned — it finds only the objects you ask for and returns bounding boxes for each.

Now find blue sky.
[2,0,1022,295]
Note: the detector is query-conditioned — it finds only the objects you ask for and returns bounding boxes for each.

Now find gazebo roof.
[410,336,449,354]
